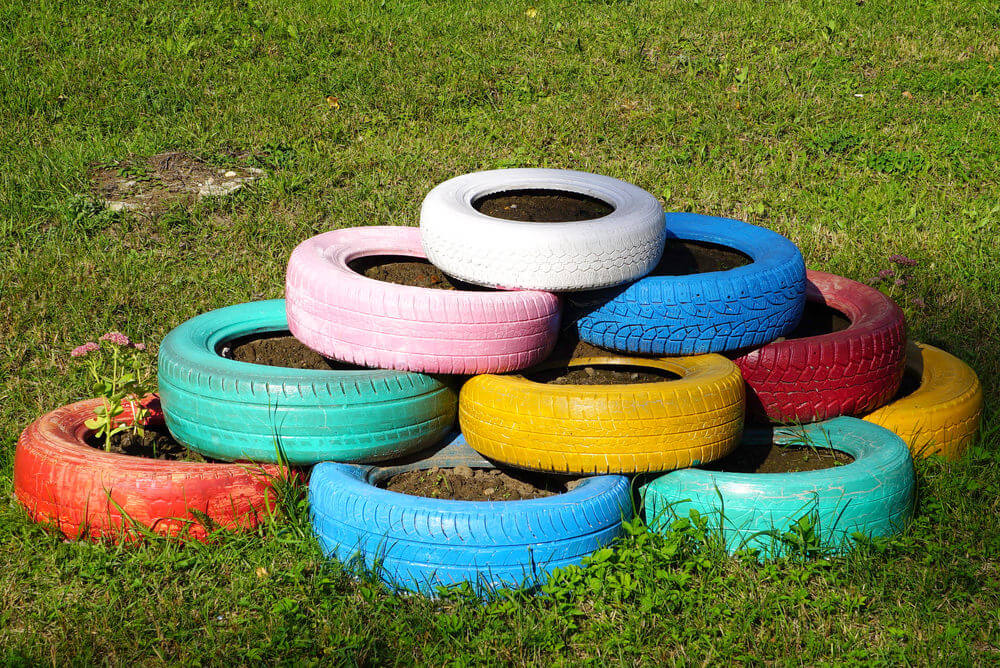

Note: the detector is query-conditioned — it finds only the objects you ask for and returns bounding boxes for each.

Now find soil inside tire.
[382,466,581,501]
[702,443,853,473]
[652,240,752,276]
[218,332,365,370]
[348,255,488,291]
[892,366,922,400]
[85,424,212,462]
[781,301,852,340]
[472,188,615,222]
[525,364,680,385]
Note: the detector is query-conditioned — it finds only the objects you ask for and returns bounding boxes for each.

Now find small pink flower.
[100,331,131,346]
[133,342,146,351]
[878,269,895,280]
[911,297,926,308]
[894,277,907,286]
[889,254,918,267]
[71,342,99,357]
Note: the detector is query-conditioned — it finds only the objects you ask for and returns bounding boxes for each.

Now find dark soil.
[218,332,364,371]
[473,188,615,222]
[781,300,852,340]
[525,363,680,385]
[653,240,752,276]
[383,466,581,501]
[703,443,853,474]
[86,424,210,462]
[348,255,487,291]
[894,366,922,400]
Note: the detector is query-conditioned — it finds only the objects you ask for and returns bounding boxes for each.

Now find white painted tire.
[420,169,665,291]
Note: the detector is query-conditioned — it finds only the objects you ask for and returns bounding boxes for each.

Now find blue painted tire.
[309,433,632,596]
[158,300,457,466]
[572,212,807,355]
[640,417,915,557]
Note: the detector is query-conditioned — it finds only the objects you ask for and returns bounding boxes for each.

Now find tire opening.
[473,188,615,222]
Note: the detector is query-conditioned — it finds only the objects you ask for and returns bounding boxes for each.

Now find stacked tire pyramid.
[14,169,984,596]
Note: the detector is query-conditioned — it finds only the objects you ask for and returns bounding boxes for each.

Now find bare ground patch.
[90,151,265,217]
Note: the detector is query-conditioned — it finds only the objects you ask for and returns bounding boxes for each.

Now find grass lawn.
[2,0,999,662]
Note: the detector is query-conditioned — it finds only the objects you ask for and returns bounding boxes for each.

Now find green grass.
[2,0,999,662]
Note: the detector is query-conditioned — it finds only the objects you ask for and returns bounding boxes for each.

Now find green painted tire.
[640,417,914,557]
[158,300,457,465]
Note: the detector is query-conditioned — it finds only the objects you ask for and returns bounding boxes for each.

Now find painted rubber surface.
[460,355,745,474]
[309,433,631,596]
[420,168,665,291]
[864,342,983,460]
[158,300,456,465]
[13,398,283,541]
[285,226,561,374]
[573,213,806,355]
[734,270,907,423]
[641,418,915,557]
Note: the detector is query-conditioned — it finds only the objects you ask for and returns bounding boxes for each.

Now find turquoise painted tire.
[158,300,457,465]
[640,417,914,557]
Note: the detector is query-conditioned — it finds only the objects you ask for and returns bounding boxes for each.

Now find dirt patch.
[525,363,679,385]
[383,466,580,501]
[86,424,210,462]
[653,240,752,276]
[702,443,853,474]
[348,255,488,290]
[473,189,614,222]
[90,151,264,216]
[218,332,364,371]
[780,301,852,340]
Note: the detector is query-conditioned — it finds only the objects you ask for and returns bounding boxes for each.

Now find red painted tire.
[734,271,906,423]
[13,398,285,541]
[285,226,562,374]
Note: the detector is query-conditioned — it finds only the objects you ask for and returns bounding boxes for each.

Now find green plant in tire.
[71,332,153,451]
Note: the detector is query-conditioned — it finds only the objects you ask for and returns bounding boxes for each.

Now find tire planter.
[309,432,631,596]
[420,168,665,291]
[864,342,983,460]
[573,212,807,355]
[14,398,284,541]
[158,300,456,465]
[459,355,745,474]
[285,226,561,374]
[734,270,907,423]
[641,418,915,557]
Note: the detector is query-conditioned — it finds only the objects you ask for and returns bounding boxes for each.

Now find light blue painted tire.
[572,212,806,355]
[158,300,457,466]
[640,417,915,557]
[309,433,632,596]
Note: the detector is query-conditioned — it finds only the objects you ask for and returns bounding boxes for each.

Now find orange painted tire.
[13,398,285,541]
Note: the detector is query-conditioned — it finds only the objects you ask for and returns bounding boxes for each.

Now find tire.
[308,432,632,596]
[420,168,665,291]
[459,355,745,474]
[285,226,561,374]
[158,300,457,465]
[571,212,806,355]
[864,342,983,460]
[13,398,283,541]
[734,270,907,423]
[640,417,915,557]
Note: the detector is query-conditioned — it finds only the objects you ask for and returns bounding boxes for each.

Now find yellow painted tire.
[864,342,982,460]
[459,355,745,474]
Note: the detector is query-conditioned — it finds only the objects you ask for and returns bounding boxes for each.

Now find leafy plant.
[71,333,154,451]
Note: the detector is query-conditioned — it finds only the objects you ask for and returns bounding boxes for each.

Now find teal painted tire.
[158,300,457,465]
[640,417,914,557]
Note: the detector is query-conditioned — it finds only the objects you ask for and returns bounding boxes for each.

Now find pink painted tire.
[285,226,562,374]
